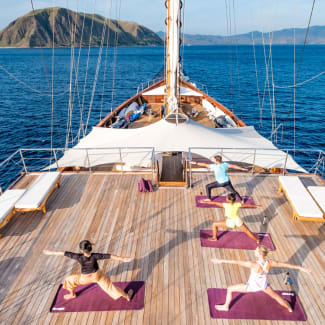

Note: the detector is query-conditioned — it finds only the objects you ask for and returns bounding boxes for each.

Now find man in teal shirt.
[192,155,248,202]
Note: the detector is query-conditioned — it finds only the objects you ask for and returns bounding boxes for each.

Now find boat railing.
[136,78,163,94]
[187,147,325,188]
[0,147,157,192]
[136,78,208,95]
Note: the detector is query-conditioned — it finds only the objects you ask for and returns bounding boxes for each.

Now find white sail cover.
[143,85,203,97]
[53,119,305,172]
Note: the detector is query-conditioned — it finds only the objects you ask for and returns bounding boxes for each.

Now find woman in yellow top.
[200,192,260,243]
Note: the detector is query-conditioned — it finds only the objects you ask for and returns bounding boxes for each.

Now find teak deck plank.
[0,173,324,324]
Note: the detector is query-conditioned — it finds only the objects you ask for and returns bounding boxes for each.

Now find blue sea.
[0,45,324,188]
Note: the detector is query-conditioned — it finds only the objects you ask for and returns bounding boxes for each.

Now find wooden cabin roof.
[0,172,324,324]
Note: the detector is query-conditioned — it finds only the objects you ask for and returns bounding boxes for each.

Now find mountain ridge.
[0,7,163,48]
[157,26,325,45]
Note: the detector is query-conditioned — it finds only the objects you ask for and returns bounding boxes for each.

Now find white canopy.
[53,119,305,172]
[143,85,203,97]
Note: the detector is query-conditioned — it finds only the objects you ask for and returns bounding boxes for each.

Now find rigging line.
[80,0,97,137]
[293,4,296,154]
[99,0,113,122]
[261,31,274,137]
[110,0,122,112]
[269,33,277,142]
[181,0,186,75]
[85,11,109,134]
[284,0,316,120]
[224,0,234,112]
[251,31,262,128]
[231,0,242,114]
[30,0,51,92]
[0,64,70,97]
[70,1,88,144]
[65,4,78,149]
[273,70,325,88]
[50,4,55,166]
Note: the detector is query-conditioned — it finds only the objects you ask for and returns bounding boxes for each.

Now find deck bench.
[278,176,324,222]
[307,186,325,218]
[0,189,26,238]
[15,172,61,214]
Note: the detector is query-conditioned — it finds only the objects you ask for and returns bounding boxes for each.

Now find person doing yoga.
[201,192,260,243]
[191,155,247,202]
[43,240,133,301]
[211,245,311,312]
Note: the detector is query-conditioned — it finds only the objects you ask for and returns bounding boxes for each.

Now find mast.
[165,0,186,124]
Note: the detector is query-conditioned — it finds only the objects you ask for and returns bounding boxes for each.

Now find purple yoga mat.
[50,281,145,313]
[200,230,275,250]
[195,195,256,208]
[207,288,307,321]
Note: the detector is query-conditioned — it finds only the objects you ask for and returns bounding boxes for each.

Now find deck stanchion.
[251,149,256,174]
[314,151,322,175]
[86,149,91,172]
[283,150,289,175]
[53,149,59,169]
[19,149,27,174]
[119,148,123,173]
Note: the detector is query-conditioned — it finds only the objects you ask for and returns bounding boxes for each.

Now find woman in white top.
[211,245,310,312]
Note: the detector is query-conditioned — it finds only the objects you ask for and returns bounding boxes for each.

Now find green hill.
[0,7,163,48]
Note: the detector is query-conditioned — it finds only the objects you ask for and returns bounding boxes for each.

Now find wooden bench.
[15,172,61,214]
[0,189,26,238]
[278,176,324,222]
[307,186,325,218]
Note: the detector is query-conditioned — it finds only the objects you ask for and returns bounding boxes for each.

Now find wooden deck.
[0,172,324,324]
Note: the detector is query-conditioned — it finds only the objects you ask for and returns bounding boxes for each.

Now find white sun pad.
[307,186,325,214]
[15,172,61,209]
[279,176,323,219]
[0,190,26,224]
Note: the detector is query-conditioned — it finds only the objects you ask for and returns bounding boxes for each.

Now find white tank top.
[246,260,269,291]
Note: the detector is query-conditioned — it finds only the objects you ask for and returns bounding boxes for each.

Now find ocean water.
[0,45,324,188]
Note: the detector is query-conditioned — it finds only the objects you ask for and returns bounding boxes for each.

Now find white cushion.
[15,172,61,209]
[307,186,325,213]
[0,190,26,223]
[279,176,323,219]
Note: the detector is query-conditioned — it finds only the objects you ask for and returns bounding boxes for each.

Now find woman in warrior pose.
[211,245,311,312]
[201,192,260,243]
[44,240,133,301]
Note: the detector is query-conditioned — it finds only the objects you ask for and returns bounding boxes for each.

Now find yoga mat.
[50,281,145,313]
[207,288,307,321]
[200,230,275,250]
[195,195,256,208]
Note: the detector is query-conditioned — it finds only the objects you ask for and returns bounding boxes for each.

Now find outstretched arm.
[43,249,64,256]
[270,260,311,273]
[228,163,248,171]
[199,200,223,207]
[211,258,254,269]
[110,254,132,262]
[189,161,211,168]
[242,203,261,208]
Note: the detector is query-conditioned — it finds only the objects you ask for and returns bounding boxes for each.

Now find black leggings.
[206,180,242,201]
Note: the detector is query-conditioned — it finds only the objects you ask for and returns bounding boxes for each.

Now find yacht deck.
[0,172,324,324]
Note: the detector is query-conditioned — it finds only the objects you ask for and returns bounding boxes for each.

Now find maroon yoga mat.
[207,288,307,321]
[200,230,275,250]
[195,195,256,208]
[50,281,145,313]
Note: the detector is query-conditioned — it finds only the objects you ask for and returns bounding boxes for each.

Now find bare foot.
[126,289,134,302]
[64,293,76,300]
[215,304,229,311]
[208,237,218,241]
[256,238,261,244]
[287,306,293,313]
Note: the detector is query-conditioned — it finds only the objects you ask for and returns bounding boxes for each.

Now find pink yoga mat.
[207,288,307,321]
[50,281,145,312]
[195,196,256,208]
[200,230,275,250]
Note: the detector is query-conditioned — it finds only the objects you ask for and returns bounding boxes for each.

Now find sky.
[0,0,324,35]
